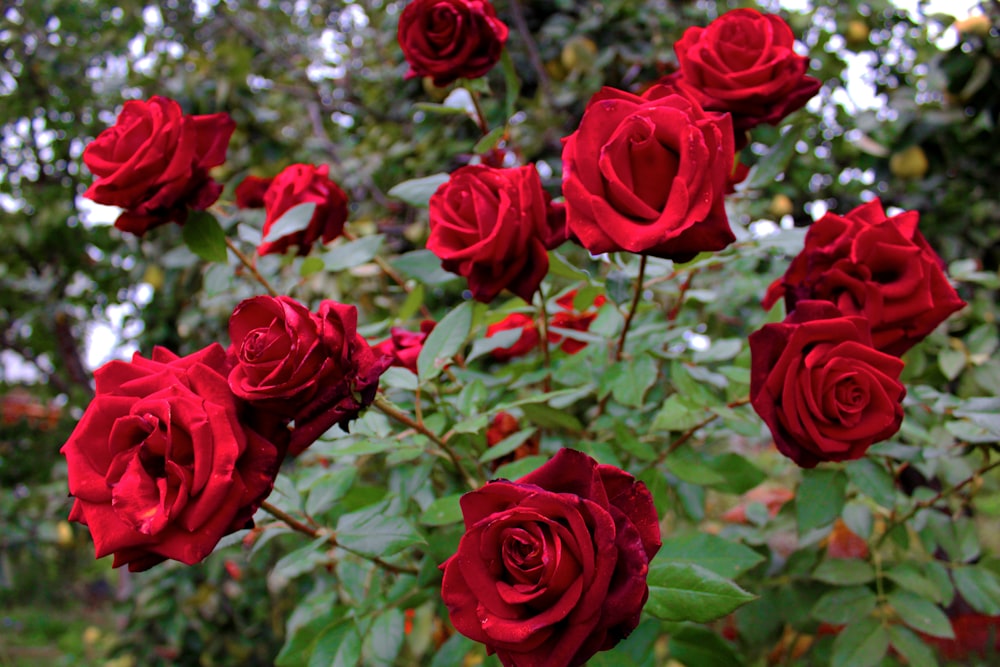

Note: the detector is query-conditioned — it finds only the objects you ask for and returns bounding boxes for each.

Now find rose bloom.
[763,199,966,356]
[372,320,436,374]
[484,411,540,469]
[486,313,542,361]
[228,295,391,456]
[234,164,349,256]
[397,0,509,86]
[61,345,281,571]
[749,301,906,468]
[441,448,661,667]
[83,96,235,235]
[428,164,565,302]
[562,85,735,261]
[668,9,821,135]
[549,291,607,354]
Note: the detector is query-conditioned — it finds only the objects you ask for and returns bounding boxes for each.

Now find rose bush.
[749,300,906,467]
[234,163,349,256]
[60,345,281,571]
[562,85,735,260]
[427,164,564,302]
[397,0,509,86]
[440,448,660,667]
[82,95,235,235]
[227,295,390,455]
[762,198,966,356]
[667,8,821,136]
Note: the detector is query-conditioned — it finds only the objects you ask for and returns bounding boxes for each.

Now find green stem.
[535,286,552,392]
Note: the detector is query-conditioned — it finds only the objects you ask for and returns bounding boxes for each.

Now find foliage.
[2,0,1000,665]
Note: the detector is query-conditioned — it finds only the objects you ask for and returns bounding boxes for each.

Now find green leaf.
[310,621,362,667]
[262,202,317,243]
[669,625,745,667]
[663,445,726,486]
[811,586,878,625]
[704,453,767,495]
[413,102,470,116]
[418,300,472,380]
[796,468,847,534]
[885,563,945,604]
[388,173,449,207]
[419,493,465,527]
[657,533,765,579]
[275,606,351,667]
[492,455,548,481]
[520,403,583,433]
[645,561,755,623]
[269,537,329,584]
[321,234,384,272]
[182,210,228,263]
[938,348,966,380]
[607,355,658,407]
[430,633,479,667]
[831,617,889,667]
[479,428,537,463]
[397,283,426,321]
[473,125,505,154]
[888,590,954,638]
[953,565,1000,615]
[845,458,896,509]
[887,625,939,667]
[499,48,520,119]
[653,394,709,432]
[362,608,404,667]
[305,468,357,517]
[743,125,801,191]
[813,558,875,585]
[335,502,423,558]
[548,251,592,281]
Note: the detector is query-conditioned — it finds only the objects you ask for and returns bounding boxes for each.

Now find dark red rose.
[441,448,661,667]
[485,412,540,469]
[549,291,607,354]
[397,0,509,86]
[669,9,821,133]
[763,199,966,356]
[60,345,281,571]
[82,96,235,235]
[749,301,906,468]
[227,296,391,456]
[234,164,349,256]
[428,164,562,302]
[486,313,540,361]
[372,320,436,374]
[562,85,735,261]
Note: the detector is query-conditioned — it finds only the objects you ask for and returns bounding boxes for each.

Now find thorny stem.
[342,228,433,319]
[225,237,278,297]
[259,501,417,575]
[373,394,480,490]
[615,254,648,361]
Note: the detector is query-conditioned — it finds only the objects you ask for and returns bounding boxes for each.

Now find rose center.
[241,329,270,361]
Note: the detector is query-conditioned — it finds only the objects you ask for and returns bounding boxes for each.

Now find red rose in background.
[428,164,562,302]
[749,301,906,468]
[549,291,607,354]
[486,313,541,361]
[562,85,735,261]
[484,412,540,469]
[60,345,281,571]
[397,0,509,86]
[82,96,235,235]
[228,296,391,456]
[441,448,661,667]
[234,164,349,256]
[669,9,821,134]
[763,199,966,356]
[373,320,436,374]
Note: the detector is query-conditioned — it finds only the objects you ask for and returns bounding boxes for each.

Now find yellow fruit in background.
[769,193,794,218]
[845,20,870,48]
[545,59,568,82]
[82,626,102,646]
[56,520,73,547]
[954,15,992,38]
[142,265,165,291]
[561,36,598,72]
[889,145,929,180]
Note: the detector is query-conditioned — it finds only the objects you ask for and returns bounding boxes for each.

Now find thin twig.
[469,88,491,136]
[666,269,698,322]
[225,237,278,296]
[535,286,552,392]
[651,396,752,468]
[342,228,433,319]
[615,254,648,361]
[507,0,554,108]
[259,500,417,575]
[373,394,480,490]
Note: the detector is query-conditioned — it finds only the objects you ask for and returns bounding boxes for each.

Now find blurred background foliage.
[1,0,999,665]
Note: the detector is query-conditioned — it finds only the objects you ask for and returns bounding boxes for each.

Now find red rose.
[486,313,541,361]
[763,199,966,356]
[484,412,540,469]
[397,0,509,86]
[234,164,349,256]
[441,448,661,667]
[562,86,735,261]
[749,301,906,468]
[227,296,391,456]
[83,96,235,235]
[60,345,281,571]
[428,164,563,302]
[669,9,821,133]
[372,320,436,374]
[549,291,607,354]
